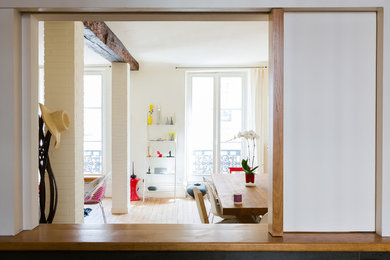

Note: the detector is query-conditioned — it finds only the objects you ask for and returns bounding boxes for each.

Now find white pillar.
[44,21,84,223]
[111,62,130,214]
[0,9,23,236]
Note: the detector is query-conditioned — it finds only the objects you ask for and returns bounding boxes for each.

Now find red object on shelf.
[130,178,140,201]
[228,167,244,174]
[157,151,162,157]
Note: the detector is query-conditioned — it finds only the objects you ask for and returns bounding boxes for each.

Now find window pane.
[84,75,102,108]
[39,68,45,104]
[220,77,243,174]
[220,77,242,109]
[190,77,214,175]
[84,73,103,175]
[84,141,102,151]
[84,108,102,141]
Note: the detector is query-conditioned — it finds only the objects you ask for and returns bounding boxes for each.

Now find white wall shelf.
[147,140,176,143]
[143,123,177,201]
[147,124,175,126]
[146,173,175,176]
[146,157,175,159]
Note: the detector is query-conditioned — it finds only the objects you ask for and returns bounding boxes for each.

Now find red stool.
[130,178,140,201]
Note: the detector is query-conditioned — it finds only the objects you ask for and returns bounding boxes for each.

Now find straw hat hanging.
[39,103,70,149]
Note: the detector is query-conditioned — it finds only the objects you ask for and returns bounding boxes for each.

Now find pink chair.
[84,180,107,223]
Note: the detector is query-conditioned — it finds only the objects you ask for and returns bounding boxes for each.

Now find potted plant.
[234,130,259,186]
[242,158,258,186]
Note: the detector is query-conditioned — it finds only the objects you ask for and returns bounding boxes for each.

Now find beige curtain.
[250,68,269,174]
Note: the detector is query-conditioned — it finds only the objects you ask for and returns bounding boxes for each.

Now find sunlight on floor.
[84,197,223,224]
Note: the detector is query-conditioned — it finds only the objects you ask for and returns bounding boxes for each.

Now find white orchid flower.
[226,130,259,171]
[248,130,258,139]
[227,130,259,142]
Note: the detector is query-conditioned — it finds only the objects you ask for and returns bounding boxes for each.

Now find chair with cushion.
[204,182,236,223]
[259,212,269,224]
[202,176,214,216]
[84,174,110,223]
[193,187,209,224]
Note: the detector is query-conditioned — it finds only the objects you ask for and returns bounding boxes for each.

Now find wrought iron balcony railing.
[84,150,102,175]
[192,149,241,175]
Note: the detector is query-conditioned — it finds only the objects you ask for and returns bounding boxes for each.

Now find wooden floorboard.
[0,224,390,251]
[84,197,223,224]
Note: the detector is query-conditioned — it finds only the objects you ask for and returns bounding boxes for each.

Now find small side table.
[130,178,140,201]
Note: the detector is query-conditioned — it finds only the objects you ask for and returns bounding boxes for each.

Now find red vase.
[130,178,140,201]
[245,174,255,184]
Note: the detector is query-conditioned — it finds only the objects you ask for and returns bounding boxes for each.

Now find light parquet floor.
[84,197,224,224]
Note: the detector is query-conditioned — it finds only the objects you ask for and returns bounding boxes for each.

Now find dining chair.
[84,176,108,224]
[204,183,236,223]
[259,212,269,224]
[202,176,213,216]
[193,187,209,224]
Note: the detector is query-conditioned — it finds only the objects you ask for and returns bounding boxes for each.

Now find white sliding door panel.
[284,13,376,231]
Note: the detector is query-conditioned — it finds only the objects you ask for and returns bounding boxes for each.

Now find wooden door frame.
[23,11,282,235]
[267,8,384,236]
[268,8,284,237]
[21,8,384,238]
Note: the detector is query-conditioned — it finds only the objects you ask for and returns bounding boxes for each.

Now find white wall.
[283,12,376,231]
[0,9,23,236]
[130,62,186,197]
[378,7,390,238]
[21,14,39,230]
[0,0,387,9]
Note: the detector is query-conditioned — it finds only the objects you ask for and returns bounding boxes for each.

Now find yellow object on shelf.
[147,104,154,125]
[168,132,175,141]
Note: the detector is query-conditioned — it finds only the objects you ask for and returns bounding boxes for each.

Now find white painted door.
[283,12,376,231]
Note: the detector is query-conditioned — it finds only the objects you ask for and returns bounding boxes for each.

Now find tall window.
[186,72,248,180]
[84,72,104,175]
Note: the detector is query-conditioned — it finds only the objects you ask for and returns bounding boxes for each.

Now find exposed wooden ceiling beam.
[83,21,139,71]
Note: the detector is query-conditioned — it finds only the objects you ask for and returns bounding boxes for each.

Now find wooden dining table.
[212,172,268,223]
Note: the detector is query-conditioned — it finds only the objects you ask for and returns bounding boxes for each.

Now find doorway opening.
[33,11,278,232]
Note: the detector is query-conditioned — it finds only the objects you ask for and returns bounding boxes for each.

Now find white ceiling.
[39,21,268,66]
[105,21,268,66]
[84,45,111,65]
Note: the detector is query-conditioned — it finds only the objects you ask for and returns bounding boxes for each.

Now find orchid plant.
[233,130,259,175]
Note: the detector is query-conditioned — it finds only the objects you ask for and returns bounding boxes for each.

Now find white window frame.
[84,66,112,177]
[185,70,249,182]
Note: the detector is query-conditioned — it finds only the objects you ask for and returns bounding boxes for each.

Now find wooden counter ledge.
[0,224,390,251]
